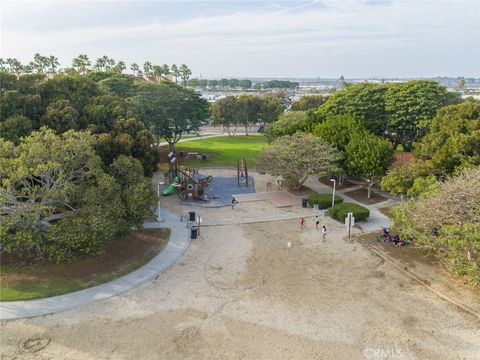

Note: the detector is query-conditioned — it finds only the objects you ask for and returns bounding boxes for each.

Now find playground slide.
[162,184,176,196]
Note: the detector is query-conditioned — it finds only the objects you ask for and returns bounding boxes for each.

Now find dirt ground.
[1,170,479,360]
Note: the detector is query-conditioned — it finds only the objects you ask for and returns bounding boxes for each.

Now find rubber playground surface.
[180,175,255,207]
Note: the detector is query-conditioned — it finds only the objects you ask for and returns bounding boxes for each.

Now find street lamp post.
[330,179,336,207]
[156,180,165,222]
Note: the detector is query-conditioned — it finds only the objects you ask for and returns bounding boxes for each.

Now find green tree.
[33,53,48,73]
[259,95,285,124]
[385,80,460,150]
[313,115,366,153]
[239,79,252,89]
[171,64,180,83]
[109,155,156,227]
[291,95,327,111]
[380,160,435,195]
[179,64,192,86]
[219,78,229,88]
[47,55,60,73]
[42,99,79,133]
[143,61,153,77]
[98,75,135,98]
[210,96,239,136]
[0,128,122,261]
[134,82,209,151]
[236,94,261,135]
[414,100,480,174]
[314,83,388,136]
[94,117,159,176]
[228,79,240,88]
[130,62,140,76]
[264,111,308,143]
[83,94,131,132]
[0,115,33,144]
[345,133,394,198]
[257,133,341,189]
[72,54,91,74]
[112,61,126,74]
[208,79,219,88]
[394,167,480,285]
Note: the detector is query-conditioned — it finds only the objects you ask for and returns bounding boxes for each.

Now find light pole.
[156,180,165,222]
[330,179,336,207]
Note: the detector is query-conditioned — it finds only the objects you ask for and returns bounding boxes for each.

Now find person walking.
[299,217,305,229]
[315,215,320,230]
[322,225,327,241]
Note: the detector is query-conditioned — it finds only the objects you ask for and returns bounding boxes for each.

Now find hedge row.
[328,202,370,222]
[307,194,344,209]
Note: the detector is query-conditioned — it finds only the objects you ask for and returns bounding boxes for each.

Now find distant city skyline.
[1,0,479,78]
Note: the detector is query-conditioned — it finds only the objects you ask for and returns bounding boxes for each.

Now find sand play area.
[1,170,479,359]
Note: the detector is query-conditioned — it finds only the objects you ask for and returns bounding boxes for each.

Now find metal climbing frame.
[237,158,249,187]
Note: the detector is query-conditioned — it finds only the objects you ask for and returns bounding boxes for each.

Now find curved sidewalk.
[0,209,189,320]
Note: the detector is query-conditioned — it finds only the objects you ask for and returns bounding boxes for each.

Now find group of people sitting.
[377,227,410,247]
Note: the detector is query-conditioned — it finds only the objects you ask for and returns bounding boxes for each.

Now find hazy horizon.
[1,0,479,78]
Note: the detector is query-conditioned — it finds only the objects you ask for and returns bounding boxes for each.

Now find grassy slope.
[166,135,268,168]
[0,228,170,301]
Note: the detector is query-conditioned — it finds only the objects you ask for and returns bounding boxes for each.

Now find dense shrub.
[328,202,370,222]
[307,194,343,209]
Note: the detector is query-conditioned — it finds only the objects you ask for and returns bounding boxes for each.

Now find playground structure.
[163,151,213,200]
[237,158,249,187]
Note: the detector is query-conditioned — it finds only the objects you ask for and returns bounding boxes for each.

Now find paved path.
[0,209,189,320]
[303,176,398,232]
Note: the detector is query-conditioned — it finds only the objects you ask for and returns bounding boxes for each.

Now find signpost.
[345,212,354,238]
[156,180,165,222]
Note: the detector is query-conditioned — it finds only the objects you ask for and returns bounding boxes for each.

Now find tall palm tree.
[33,53,48,73]
[179,64,192,86]
[48,55,60,73]
[7,58,23,76]
[72,54,91,74]
[161,64,170,77]
[152,65,163,81]
[143,61,153,77]
[130,62,140,76]
[94,55,110,71]
[113,60,125,74]
[171,64,179,83]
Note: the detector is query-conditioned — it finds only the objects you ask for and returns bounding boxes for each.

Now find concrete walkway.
[0,209,189,320]
[303,176,398,232]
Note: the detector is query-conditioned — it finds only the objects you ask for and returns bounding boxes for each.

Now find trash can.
[189,211,196,221]
[202,154,207,160]
[302,198,308,208]
[191,226,198,239]
[179,151,184,157]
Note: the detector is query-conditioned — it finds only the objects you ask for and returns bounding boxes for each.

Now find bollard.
[191,226,198,239]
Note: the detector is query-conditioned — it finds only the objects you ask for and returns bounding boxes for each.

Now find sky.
[1,0,479,79]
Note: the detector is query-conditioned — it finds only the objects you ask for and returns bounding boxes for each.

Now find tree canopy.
[133,82,209,150]
[414,100,480,174]
[393,167,480,285]
[257,134,341,189]
[0,128,155,263]
[345,133,394,197]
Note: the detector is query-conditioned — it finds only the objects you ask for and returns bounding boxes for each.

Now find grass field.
[162,135,268,168]
[0,228,170,301]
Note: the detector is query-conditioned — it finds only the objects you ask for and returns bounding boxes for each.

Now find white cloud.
[1,0,479,77]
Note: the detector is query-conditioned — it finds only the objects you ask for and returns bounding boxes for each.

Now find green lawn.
[0,228,170,301]
[164,135,268,168]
